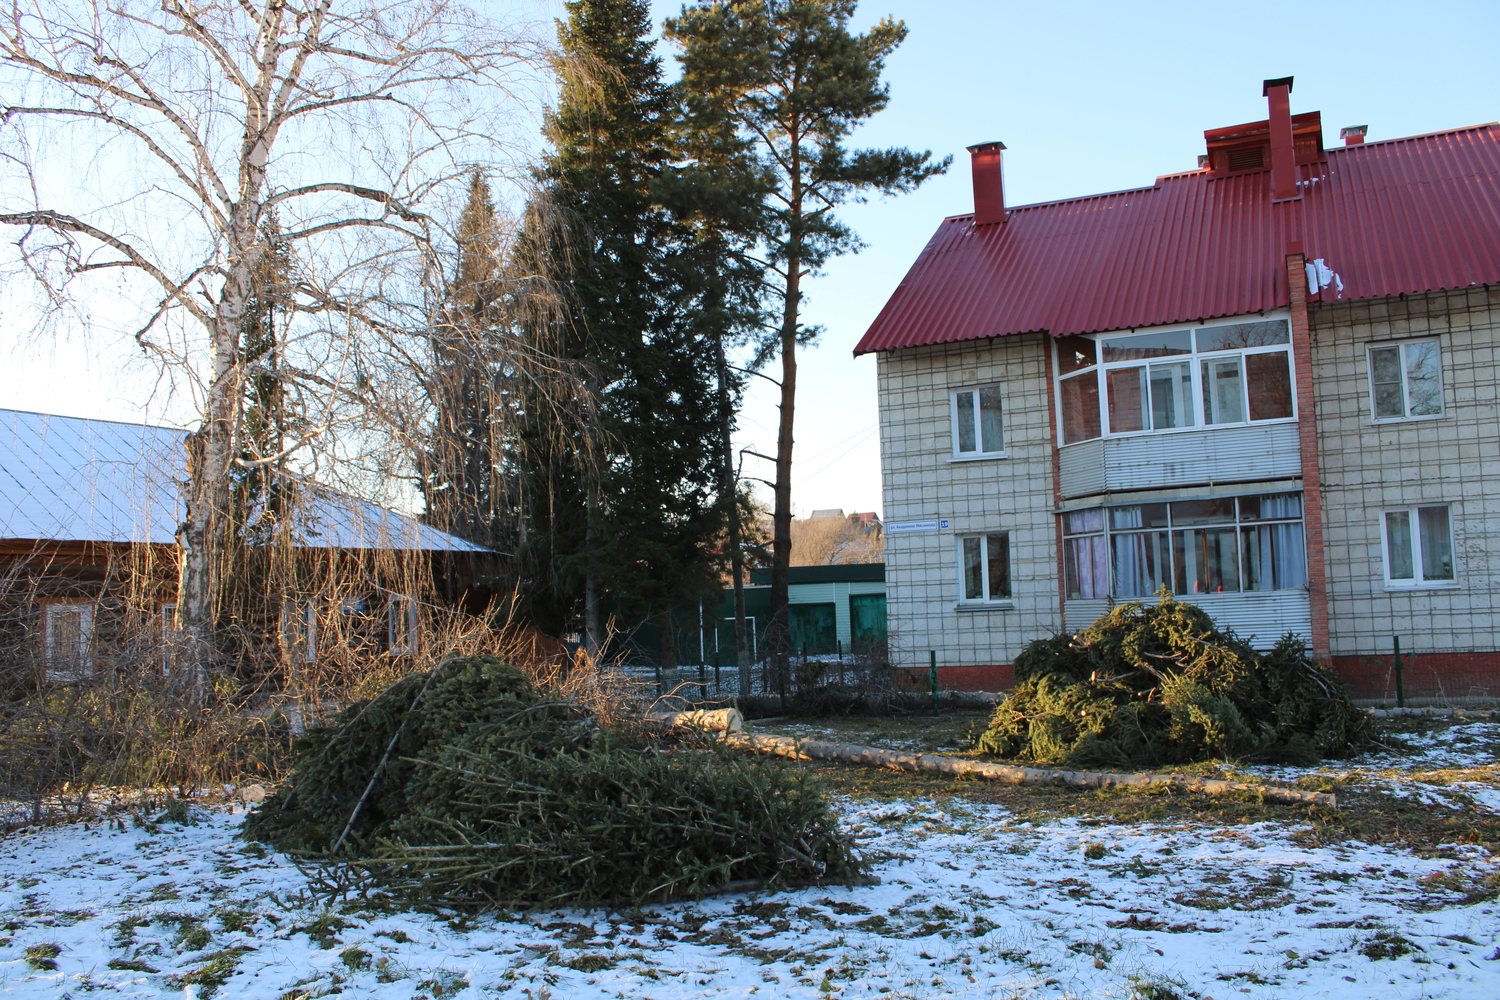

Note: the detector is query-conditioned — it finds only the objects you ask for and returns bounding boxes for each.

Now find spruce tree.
[666,0,946,674]
[421,172,509,551]
[530,0,759,656]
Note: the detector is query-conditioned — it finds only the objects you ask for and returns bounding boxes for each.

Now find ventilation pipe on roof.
[1263,77,1299,202]
[967,141,1007,225]
[1340,125,1368,146]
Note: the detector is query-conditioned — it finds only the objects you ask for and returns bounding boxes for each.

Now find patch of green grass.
[111,914,151,948]
[1360,931,1421,960]
[1083,842,1107,860]
[174,947,253,996]
[161,914,212,951]
[216,907,258,933]
[107,958,159,973]
[295,911,350,949]
[25,942,61,971]
[339,946,372,972]
[563,953,617,973]
[374,928,412,944]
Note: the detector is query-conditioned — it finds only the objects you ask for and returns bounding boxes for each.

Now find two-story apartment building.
[857,79,1500,701]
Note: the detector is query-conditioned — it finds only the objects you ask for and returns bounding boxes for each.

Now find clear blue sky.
[640,0,1500,518]
[5,0,1496,521]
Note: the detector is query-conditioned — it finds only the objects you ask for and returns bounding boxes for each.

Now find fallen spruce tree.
[974,594,1370,768]
[243,656,862,908]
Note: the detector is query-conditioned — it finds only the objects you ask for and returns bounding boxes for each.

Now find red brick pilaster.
[1286,245,1331,658]
[1043,336,1067,632]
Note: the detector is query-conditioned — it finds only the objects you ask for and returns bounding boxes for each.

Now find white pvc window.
[1369,340,1443,420]
[958,533,1011,602]
[388,595,419,655]
[44,602,94,682]
[1055,317,1296,443]
[1383,505,1455,587]
[950,385,1003,456]
[1063,493,1307,600]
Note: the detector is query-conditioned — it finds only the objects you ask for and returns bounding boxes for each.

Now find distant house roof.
[0,409,487,553]
[855,122,1500,354]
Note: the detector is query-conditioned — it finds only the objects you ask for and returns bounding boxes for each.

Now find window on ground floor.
[958,533,1011,602]
[1383,505,1455,586]
[43,601,94,682]
[1062,492,1306,600]
[388,594,420,655]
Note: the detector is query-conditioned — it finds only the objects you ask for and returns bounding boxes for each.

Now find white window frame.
[43,601,94,683]
[388,594,419,655]
[1367,338,1445,422]
[280,599,317,664]
[948,384,1005,459]
[1053,312,1299,444]
[955,532,1012,606]
[161,602,179,675]
[1381,504,1458,589]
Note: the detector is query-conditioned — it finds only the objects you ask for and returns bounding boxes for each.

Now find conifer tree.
[421,172,509,551]
[529,0,759,655]
[666,0,946,673]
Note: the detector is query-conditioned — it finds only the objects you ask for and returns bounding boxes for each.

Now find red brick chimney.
[967,141,1007,225]
[1340,125,1368,146]
[1264,77,1299,202]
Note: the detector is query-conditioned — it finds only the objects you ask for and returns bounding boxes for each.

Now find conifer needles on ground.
[975,594,1370,768]
[243,656,862,908]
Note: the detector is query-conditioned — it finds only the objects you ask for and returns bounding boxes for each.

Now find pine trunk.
[715,335,752,696]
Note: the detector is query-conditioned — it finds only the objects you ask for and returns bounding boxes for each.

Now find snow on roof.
[0,409,488,553]
[856,123,1500,354]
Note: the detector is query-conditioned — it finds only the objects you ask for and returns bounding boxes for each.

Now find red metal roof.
[854,124,1500,355]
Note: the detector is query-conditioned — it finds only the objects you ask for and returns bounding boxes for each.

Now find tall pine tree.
[667,0,945,674]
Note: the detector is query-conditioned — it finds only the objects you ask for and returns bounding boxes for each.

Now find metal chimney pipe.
[1263,77,1299,202]
[1340,125,1368,146]
[967,141,1007,225]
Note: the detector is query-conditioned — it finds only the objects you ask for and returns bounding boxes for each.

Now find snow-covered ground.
[2,787,1496,1000]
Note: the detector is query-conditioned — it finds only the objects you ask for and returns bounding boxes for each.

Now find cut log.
[646,708,745,733]
[728,733,1336,808]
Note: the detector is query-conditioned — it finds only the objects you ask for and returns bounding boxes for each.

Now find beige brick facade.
[1311,285,1500,657]
[875,333,1060,673]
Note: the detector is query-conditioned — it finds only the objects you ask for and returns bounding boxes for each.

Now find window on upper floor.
[1383,505,1455,587]
[1054,318,1296,444]
[958,533,1010,603]
[1062,493,1306,599]
[1369,340,1443,420]
[950,385,1003,457]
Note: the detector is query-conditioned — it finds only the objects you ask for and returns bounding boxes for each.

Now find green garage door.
[849,593,887,651]
[789,603,836,655]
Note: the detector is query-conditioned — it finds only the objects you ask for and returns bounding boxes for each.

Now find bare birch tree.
[0,0,547,695]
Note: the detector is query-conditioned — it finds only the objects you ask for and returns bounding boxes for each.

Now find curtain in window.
[1173,528,1240,593]
[1241,523,1307,591]
[978,386,1003,452]
[1418,506,1453,580]
[1112,531,1169,597]
[962,536,983,600]
[1065,535,1107,599]
[956,391,976,452]
[986,533,1010,599]
[1385,511,1414,579]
